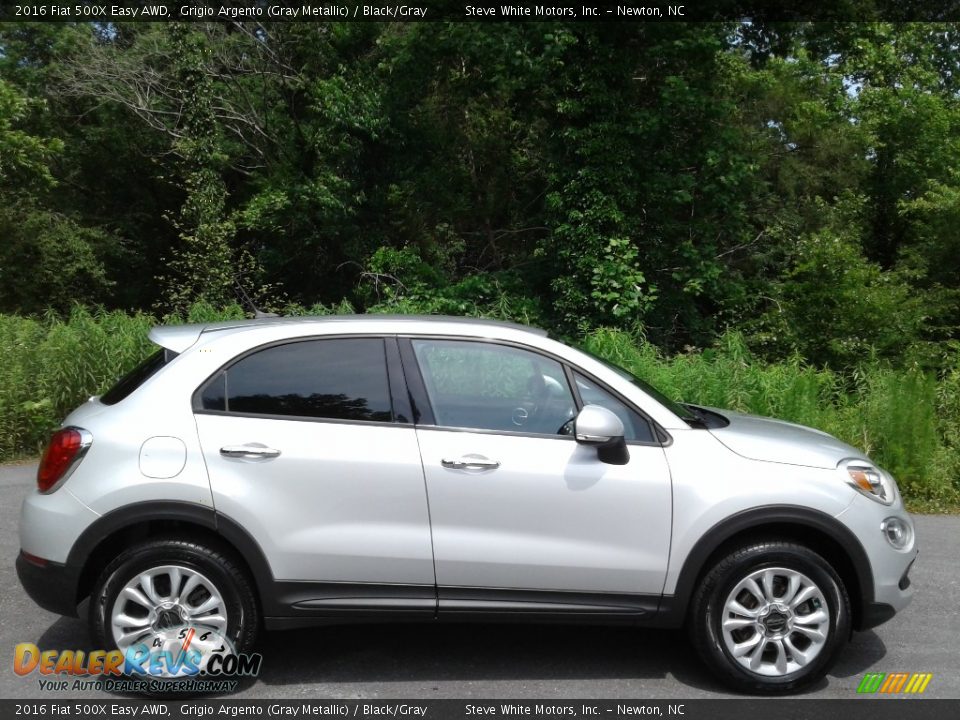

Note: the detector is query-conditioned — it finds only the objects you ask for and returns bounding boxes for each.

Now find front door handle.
[220,445,281,459]
[441,455,500,470]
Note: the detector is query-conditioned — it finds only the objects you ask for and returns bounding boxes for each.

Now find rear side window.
[199,338,393,423]
[101,349,172,405]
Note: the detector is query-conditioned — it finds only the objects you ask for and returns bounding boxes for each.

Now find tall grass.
[581,328,958,505]
[0,301,351,459]
[0,304,236,459]
[1,309,148,457]
[1,309,956,507]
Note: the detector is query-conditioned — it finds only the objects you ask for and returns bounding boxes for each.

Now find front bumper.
[835,494,918,631]
[15,551,81,617]
[859,551,916,630]
[859,602,896,630]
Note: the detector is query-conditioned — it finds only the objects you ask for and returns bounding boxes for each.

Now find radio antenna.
[235,279,279,319]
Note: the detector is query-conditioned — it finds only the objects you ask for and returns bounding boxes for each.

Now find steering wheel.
[510,372,548,429]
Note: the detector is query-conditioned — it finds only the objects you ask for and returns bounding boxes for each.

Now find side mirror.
[574,405,629,465]
[574,404,624,445]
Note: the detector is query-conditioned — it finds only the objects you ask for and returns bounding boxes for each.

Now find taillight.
[37,427,91,493]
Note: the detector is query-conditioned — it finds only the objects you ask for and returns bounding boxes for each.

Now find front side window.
[412,339,576,435]
[574,373,655,443]
[575,346,696,423]
[200,338,392,422]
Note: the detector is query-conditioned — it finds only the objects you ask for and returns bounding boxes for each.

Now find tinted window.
[101,349,172,405]
[202,339,392,422]
[413,340,576,435]
[574,373,655,443]
[201,372,226,411]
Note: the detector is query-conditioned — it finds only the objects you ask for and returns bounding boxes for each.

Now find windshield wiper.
[682,404,711,429]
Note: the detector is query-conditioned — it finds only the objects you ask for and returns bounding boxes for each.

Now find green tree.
[0,77,61,192]
[0,77,113,312]
[153,25,238,311]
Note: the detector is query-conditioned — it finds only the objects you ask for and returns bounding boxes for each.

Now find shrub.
[1,308,956,509]
[583,328,957,506]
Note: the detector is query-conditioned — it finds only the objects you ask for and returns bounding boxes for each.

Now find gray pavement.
[1,462,957,699]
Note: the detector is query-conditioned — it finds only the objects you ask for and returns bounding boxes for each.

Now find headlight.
[839,459,896,505]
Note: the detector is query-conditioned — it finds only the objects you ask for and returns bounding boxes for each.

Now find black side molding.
[437,586,660,625]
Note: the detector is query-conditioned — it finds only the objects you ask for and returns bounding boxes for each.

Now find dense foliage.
[2,21,959,506]
[2,21,959,363]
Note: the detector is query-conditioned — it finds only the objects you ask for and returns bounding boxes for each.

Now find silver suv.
[17,316,917,693]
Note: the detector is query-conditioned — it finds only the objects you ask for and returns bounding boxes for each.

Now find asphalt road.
[2,462,958,700]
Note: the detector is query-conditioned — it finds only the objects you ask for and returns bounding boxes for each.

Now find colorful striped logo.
[857,672,933,694]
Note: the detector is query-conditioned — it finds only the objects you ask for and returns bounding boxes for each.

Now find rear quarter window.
[100,349,173,405]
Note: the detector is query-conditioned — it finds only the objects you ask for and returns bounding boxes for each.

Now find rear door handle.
[220,445,281,459]
[441,455,500,470]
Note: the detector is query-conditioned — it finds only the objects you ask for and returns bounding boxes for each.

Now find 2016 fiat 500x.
[17,316,917,693]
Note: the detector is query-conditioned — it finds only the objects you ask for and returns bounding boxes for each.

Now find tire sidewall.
[90,541,256,661]
[701,545,850,693]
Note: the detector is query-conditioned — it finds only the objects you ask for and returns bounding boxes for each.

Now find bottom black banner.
[0,699,957,720]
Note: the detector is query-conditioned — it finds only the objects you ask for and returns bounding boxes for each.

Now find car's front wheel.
[89,537,259,681]
[690,540,851,694]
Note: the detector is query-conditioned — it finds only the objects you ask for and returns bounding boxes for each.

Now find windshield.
[576,348,697,422]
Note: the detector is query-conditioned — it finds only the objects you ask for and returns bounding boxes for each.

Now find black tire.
[689,540,851,695]
[89,537,259,683]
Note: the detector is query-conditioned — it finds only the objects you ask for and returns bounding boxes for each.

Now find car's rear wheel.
[690,540,850,694]
[89,537,259,682]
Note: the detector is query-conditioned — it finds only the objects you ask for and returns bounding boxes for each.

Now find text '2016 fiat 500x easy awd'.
[17,316,917,693]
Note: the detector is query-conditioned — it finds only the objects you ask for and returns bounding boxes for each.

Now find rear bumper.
[15,552,80,617]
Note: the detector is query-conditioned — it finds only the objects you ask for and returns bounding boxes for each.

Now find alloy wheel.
[720,566,831,677]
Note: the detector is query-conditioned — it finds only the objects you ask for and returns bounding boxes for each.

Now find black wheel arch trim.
[664,504,875,628]
[66,500,281,615]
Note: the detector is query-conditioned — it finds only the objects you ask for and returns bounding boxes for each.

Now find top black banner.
[3,0,960,23]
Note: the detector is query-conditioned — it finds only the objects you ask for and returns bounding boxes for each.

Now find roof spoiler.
[148,324,206,354]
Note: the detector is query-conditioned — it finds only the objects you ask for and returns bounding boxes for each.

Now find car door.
[404,337,673,615]
[193,336,435,614]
